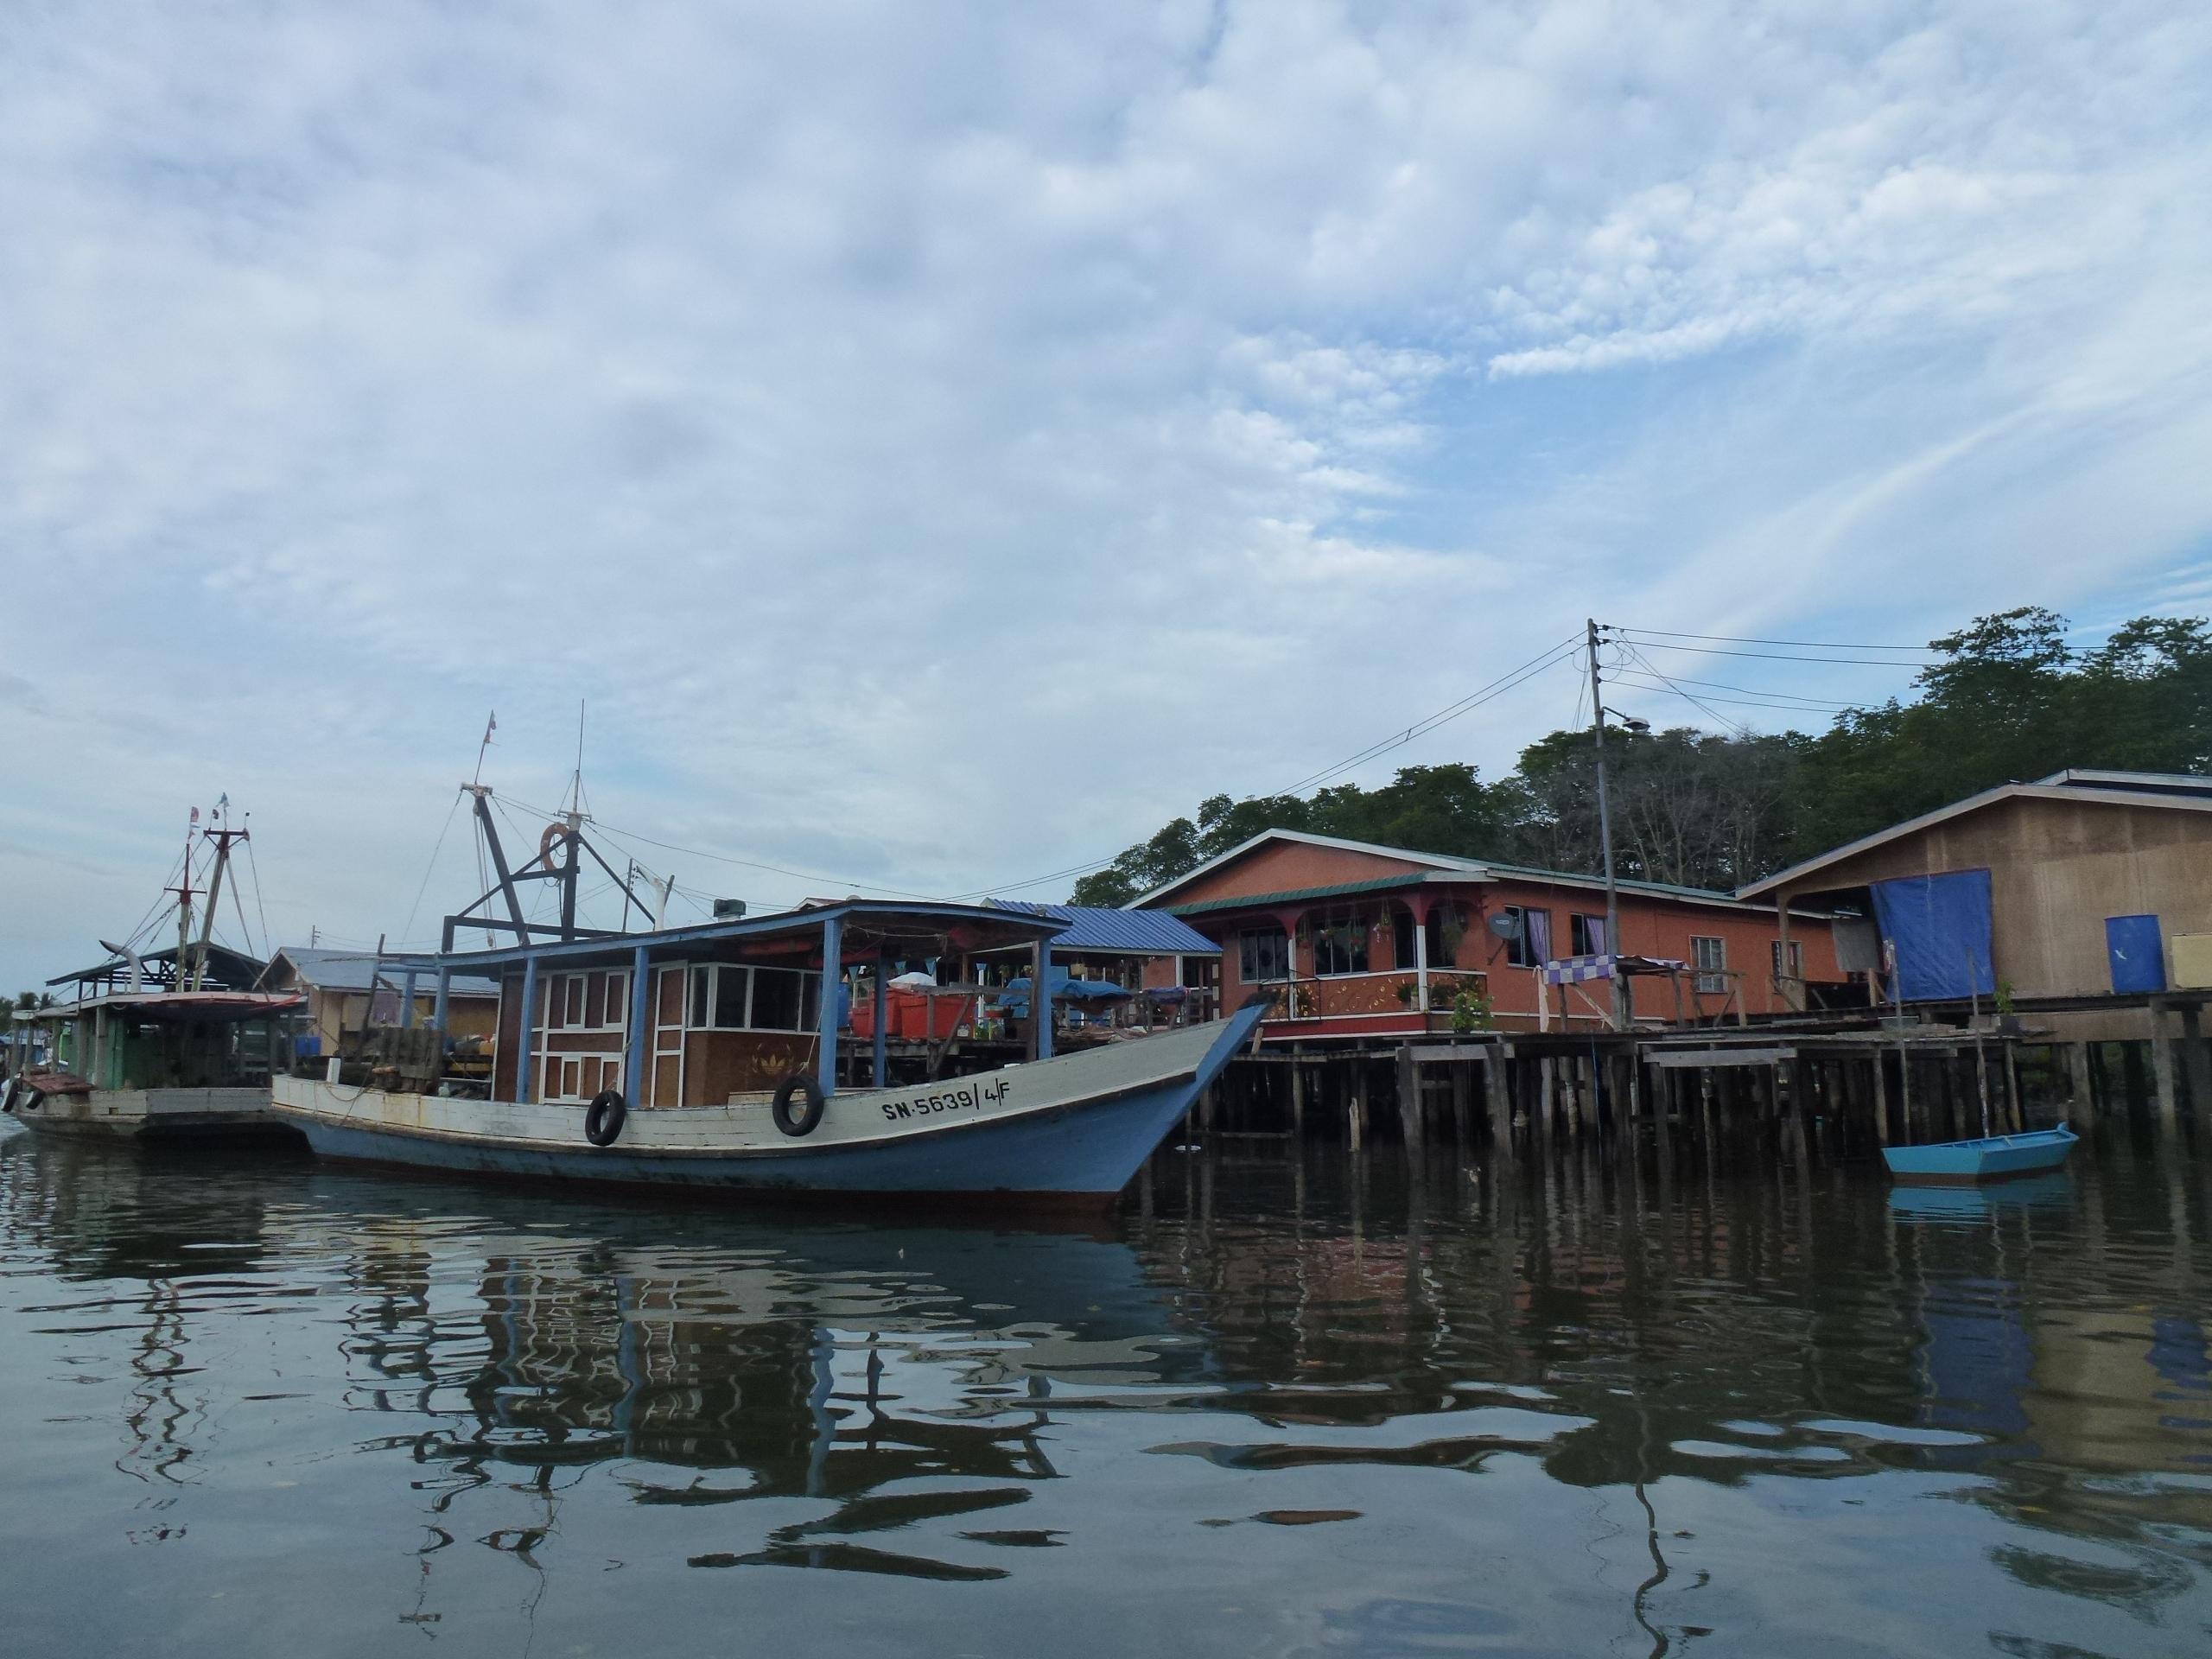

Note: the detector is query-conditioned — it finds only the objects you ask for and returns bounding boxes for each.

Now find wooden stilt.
[2066,1041,2094,1116]
[1483,1052,1511,1158]
[2150,1019,2181,1131]
[1396,1046,1423,1162]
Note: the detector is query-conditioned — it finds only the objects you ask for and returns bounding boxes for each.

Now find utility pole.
[1586,619,1626,1029]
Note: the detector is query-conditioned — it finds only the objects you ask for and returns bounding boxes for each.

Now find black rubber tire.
[584,1090,627,1147]
[772,1071,825,1137]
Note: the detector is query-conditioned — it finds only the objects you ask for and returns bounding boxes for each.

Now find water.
[3,1120,2208,1658]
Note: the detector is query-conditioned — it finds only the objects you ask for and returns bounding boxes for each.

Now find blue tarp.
[1870,870,1996,1002]
[996,972,1134,1020]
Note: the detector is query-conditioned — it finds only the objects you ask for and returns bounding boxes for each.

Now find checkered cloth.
[1543,953,1617,984]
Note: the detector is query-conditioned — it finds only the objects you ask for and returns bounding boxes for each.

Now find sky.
[3,0,2210,988]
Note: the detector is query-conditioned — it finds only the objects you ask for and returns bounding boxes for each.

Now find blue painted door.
[2106,914,2166,994]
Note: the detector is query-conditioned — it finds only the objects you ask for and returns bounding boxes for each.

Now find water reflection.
[3,1119,2209,1656]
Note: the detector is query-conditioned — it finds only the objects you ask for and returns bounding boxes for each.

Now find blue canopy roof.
[987,902,1218,956]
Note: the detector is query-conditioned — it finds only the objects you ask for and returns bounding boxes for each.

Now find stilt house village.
[5,607,2211,1166]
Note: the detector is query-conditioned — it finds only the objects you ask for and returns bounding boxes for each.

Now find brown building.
[1132,829,1843,1040]
[263,946,500,1058]
[1738,769,2212,1045]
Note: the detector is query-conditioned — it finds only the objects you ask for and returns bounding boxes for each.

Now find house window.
[1571,913,1607,957]
[1503,906,1551,969]
[1771,939,1803,982]
[1238,926,1291,983]
[1390,906,1451,971]
[1179,955,1219,990]
[1312,909,1370,977]
[1692,936,1726,994]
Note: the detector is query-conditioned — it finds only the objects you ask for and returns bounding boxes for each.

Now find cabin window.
[687,963,820,1032]
[1692,936,1726,993]
[1771,939,1803,982]
[1312,909,1370,977]
[1237,926,1290,983]
[750,967,808,1031]
[543,969,627,1032]
[1502,906,1550,969]
[690,964,752,1030]
[1571,913,1607,957]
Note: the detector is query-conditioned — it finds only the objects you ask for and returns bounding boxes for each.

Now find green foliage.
[1450,988,1495,1033]
[1071,609,2211,905]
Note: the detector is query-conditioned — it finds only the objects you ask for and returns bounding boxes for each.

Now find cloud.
[2,2,2209,982]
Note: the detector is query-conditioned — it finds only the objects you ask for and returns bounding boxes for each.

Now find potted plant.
[1993,978,2024,1037]
[1450,988,1495,1033]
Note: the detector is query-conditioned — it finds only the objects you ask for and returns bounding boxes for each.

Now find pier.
[1192,1003,2209,1168]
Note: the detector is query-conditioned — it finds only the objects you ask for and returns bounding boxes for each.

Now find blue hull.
[289,1005,1265,1204]
[1882,1125,2078,1185]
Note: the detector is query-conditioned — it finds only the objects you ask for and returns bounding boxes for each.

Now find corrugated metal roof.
[272,946,501,996]
[986,902,1221,955]
[1161,865,1759,919]
[1161,875,1435,918]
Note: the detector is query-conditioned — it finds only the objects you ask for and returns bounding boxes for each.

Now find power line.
[1271,636,1582,797]
[1617,626,1932,652]
[961,639,1586,899]
[1606,671,1855,715]
[1617,641,1942,668]
[1606,669,1857,710]
[1618,645,1755,739]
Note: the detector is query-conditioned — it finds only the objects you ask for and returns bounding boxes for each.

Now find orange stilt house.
[1130,830,1843,1039]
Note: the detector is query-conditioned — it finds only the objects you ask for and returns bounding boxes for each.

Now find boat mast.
[192,804,248,990]
[169,808,199,995]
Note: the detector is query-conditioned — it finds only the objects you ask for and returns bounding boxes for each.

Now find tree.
[1065,610,2212,905]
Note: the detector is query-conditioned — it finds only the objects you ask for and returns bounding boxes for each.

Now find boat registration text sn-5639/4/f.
[880,1079,1012,1122]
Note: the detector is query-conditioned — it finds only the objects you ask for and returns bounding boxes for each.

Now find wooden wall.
[1777,795,2212,1000]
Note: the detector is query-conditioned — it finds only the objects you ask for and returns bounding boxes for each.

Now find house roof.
[1132,829,1479,907]
[1131,828,1775,918]
[1737,768,2212,900]
[982,902,1220,956]
[269,946,501,997]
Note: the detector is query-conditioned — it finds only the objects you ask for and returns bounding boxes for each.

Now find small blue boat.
[1881,1124,2078,1185]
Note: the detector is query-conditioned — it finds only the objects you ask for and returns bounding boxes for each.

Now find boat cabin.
[27,989,303,1091]
[425,899,1068,1107]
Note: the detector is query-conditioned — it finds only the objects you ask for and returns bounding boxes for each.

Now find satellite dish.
[1486,911,1522,941]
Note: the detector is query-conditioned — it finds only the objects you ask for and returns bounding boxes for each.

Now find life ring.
[539,823,573,873]
[772,1071,825,1137]
[584,1090,627,1147]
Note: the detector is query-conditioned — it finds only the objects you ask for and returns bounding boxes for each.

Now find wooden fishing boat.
[3,804,302,1145]
[3,990,302,1144]
[268,898,1262,1205]
[1880,1124,2078,1185]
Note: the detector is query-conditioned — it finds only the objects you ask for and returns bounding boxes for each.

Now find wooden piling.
[2066,1041,2094,1116]
[1396,1046,1423,1161]
[1483,1053,1512,1159]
